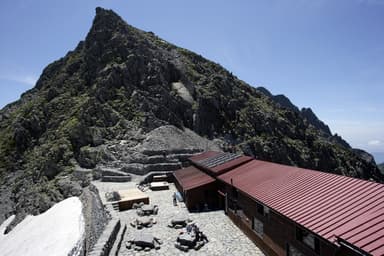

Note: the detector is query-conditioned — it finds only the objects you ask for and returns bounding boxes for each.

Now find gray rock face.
[353,149,376,165]
[257,87,331,136]
[378,163,384,174]
[137,125,221,153]
[301,107,332,136]
[56,177,83,198]
[257,87,356,151]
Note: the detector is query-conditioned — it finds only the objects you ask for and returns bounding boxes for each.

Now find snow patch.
[0,197,84,256]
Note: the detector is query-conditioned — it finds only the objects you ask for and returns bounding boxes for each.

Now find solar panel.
[197,152,241,168]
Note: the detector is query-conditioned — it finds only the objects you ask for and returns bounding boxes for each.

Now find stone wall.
[88,205,121,256]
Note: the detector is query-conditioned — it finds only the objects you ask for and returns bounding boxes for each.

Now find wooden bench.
[152,174,168,182]
[150,181,169,191]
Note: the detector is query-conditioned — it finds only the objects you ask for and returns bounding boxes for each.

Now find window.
[256,203,270,217]
[296,227,320,254]
[257,203,264,215]
[264,205,270,217]
[287,243,305,256]
[253,216,263,237]
[232,187,238,199]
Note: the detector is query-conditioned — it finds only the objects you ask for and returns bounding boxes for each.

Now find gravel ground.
[93,181,265,256]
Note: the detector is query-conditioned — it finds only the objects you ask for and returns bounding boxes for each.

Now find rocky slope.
[379,163,384,173]
[257,86,346,144]
[0,7,382,224]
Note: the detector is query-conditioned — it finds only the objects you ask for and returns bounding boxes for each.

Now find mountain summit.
[0,7,382,223]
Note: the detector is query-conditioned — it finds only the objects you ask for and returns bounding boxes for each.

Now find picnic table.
[130,216,156,229]
[136,204,159,216]
[174,224,208,252]
[177,233,195,247]
[138,216,152,225]
[168,214,191,228]
[134,232,155,247]
[126,231,162,251]
[142,205,154,213]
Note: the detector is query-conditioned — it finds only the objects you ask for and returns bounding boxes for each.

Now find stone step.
[111,202,120,211]
[129,155,175,165]
[120,163,145,175]
[102,175,132,182]
[130,154,189,165]
[119,162,182,175]
[147,155,168,163]
[141,148,202,156]
[146,162,182,172]
[101,168,130,177]
[166,153,195,162]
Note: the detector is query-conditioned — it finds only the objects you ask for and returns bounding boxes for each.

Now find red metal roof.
[218,160,384,256]
[173,166,215,191]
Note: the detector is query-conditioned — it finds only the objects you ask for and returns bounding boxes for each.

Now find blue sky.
[0,0,383,161]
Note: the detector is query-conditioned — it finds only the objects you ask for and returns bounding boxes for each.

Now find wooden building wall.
[224,184,342,256]
[174,180,218,211]
[184,183,217,211]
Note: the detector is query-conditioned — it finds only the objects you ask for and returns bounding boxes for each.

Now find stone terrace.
[93,180,265,256]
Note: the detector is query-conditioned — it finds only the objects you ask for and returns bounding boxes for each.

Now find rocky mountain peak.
[88,7,127,39]
[84,7,142,67]
[0,7,382,227]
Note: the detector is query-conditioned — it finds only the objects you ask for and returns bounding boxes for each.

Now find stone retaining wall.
[110,222,127,256]
[88,205,121,256]
[101,175,131,182]
[140,171,175,184]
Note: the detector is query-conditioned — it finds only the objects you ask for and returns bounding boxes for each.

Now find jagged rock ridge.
[0,7,382,224]
[378,163,384,173]
[256,86,351,147]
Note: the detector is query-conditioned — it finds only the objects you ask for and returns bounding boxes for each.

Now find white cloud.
[368,140,382,146]
[0,75,37,86]
[11,75,37,86]
[323,119,384,152]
